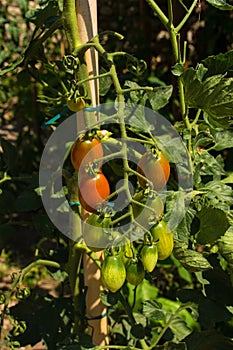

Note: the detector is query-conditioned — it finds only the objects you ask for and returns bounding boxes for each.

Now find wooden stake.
[76,1,109,346]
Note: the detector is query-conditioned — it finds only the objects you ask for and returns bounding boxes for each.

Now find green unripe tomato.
[141,244,158,272]
[83,213,111,252]
[132,190,164,229]
[150,220,174,260]
[101,255,126,293]
[67,97,85,112]
[126,259,145,286]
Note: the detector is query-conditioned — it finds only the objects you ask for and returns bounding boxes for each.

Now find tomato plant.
[1,0,233,349]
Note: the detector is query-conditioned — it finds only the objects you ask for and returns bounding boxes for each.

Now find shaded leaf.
[193,131,215,149]
[202,50,233,78]
[197,207,230,244]
[169,315,193,341]
[0,190,15,214]
[15,190,42,212]
[174,207,196,243]
[32,214,55,235]
[177,288,232,328]
[142,300,166,320]
[186,329,233,350]
[173,241,212,272]
[218,228,233,265]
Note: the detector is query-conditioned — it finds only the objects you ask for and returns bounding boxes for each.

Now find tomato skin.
[83,213,110,252]
[150,220,174,260]
[101,255,126,293]
[141,244,158,272]
[71,136,103,172]
[126,260,145,286]
[78,172,110,213]
[67,97,85,112]
[132,190,164,228]
[137,151,170,191]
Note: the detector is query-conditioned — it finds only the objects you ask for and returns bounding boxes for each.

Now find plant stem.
[145,0,169,29]
[62,0,82,51]
[191,108,202,128]
[117,292,149,350]
[176,0,199,32]
[149,303,196,349]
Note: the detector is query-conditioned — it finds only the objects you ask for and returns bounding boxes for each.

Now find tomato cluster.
[69,131,173,293]
[100,219,174,293]
[71,133,110,213]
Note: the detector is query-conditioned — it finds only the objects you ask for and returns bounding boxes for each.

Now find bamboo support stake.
[75,0,109,346]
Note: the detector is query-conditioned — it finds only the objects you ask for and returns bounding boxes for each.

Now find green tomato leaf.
[171,63,184,76]
[127,279,159,310]
[212,129,233,150]
[174,207,196,243]
[147,85,173,111]
[186,330,233,350]
[193,131,215,150]
[124,81,172,110]
[195,181,233,211]
[206,0,233,10]
[173,241,212,272]
[201,50,233,78]
[183,68,233,128]
[193,151,225,184]
[197,207,230,245]
[142,300,166,320]
[169,315,193,341]
[218,227,233,265]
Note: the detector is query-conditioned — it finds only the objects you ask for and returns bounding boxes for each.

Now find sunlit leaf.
[206,0,233,10]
